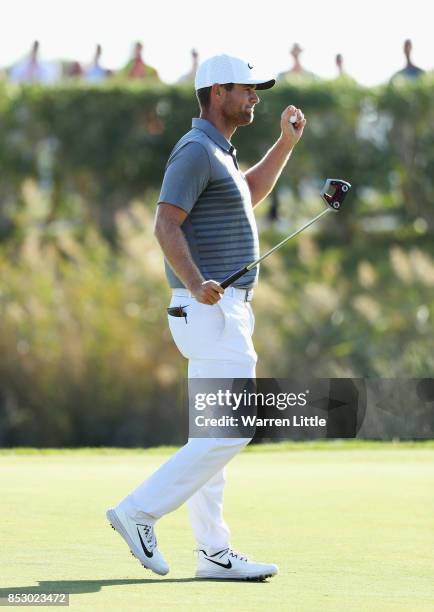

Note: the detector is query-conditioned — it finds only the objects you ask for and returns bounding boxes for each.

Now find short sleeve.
[158,141,210,214]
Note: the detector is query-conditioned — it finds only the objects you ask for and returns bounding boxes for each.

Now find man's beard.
[222,106,253,126]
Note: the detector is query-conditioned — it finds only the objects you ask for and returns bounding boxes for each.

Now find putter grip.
[220,266,250,289]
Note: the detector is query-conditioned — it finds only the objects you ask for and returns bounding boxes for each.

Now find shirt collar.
[192,118,236,156]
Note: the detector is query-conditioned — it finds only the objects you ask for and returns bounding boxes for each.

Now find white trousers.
[118,289,257,554]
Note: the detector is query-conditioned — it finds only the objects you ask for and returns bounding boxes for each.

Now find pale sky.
[1,0,432,85]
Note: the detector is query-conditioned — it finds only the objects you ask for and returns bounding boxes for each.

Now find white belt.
[172,286,254,302]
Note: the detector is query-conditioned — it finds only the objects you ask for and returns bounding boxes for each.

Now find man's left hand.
[280,105,306,149]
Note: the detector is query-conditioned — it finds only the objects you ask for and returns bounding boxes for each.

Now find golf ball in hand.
[289,115,297,125]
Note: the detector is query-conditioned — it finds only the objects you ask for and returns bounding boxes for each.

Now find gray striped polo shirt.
[158,118,259,289]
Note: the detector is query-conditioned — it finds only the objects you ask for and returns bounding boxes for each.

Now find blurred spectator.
[390,39,425,83]
[336,53,345,77]
[9,40,58,84]
[122,42,160,81]
[178,48,199,83]
[84,44,109,82]
[333,53,356,83]
[66,60,83,78]
[277,43,319,83]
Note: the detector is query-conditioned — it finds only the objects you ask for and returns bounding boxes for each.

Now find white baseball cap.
[195,54,275,91]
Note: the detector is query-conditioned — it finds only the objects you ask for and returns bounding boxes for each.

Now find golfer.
[107,54,306,580]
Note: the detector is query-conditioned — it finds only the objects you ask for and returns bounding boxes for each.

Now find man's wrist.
[277,134,295,155]
[187,278,205,294]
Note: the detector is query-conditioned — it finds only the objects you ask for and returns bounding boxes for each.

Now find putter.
[167,178,351,318]
[219,178,351,289]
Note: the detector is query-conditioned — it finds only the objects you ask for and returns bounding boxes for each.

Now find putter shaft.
[246,208,331,270]
[220,178,351,289]
[220,208,332,289]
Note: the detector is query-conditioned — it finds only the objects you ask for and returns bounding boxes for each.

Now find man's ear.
[212,83,221,98]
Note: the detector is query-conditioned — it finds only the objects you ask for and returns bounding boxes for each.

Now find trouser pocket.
[167,296,226,360]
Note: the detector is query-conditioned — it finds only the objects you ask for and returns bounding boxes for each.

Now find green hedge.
[0,78,433,446]
[1,76,433,240]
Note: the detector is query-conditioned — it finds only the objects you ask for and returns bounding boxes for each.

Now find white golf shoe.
[106,507,169,576]
[195,547,278,581]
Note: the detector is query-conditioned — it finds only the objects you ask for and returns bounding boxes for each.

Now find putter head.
[320,178,352,211]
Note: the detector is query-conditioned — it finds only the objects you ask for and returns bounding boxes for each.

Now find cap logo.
[248,63,253,70]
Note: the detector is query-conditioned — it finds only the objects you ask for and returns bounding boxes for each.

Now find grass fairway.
[1,442,433,611]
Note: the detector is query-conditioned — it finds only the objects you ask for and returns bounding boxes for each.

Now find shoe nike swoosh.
[204,557,232,569]
[137,527,153,558]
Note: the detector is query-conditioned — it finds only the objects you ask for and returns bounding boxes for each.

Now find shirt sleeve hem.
[157,199,191,214]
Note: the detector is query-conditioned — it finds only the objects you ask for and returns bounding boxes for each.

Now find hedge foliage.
[0,76,433,240]
[0,78,433,445]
